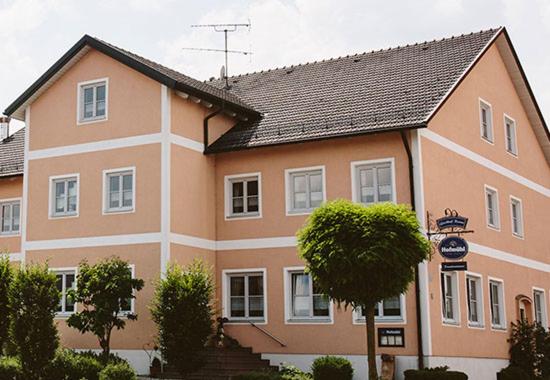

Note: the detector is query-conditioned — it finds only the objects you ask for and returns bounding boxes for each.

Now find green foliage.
[233,372,281,380]
[98,362,136,380]
[498,365,531,380]
[404,367,468,380]
[0,257,13,354]
[509,319,550,378]
[311,356,353,380]
[298,200,430,308]
[67,257,144,357]
[233,366,312,380]
[46,349,103,380]
[9,263,60,380]
[0,356,21,380]
[280,365,312,380]
[150,260,214,376]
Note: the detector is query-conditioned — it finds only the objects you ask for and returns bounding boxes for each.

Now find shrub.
[46,349,103,380]
[498,365,530,380]
[233,372,280,380]
[98,362,137,380]
[150,260,214,376]
[9,263,60,380]
[76,350,127,365]
[509,319,550,378]
[404,367,468,380]
[311,356,353,380]
[0,257,13,355]
[281,365,312,380]
[0,356,21,380]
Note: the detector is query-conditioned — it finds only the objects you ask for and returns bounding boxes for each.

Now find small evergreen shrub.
[311,356,353,380]
[498,365,530,380]
[98,362,137,380]
[404,367,468,380]
[509,319,550,378]
[46,349,103,380]
[0,257,13,355]
[0,356,21,380]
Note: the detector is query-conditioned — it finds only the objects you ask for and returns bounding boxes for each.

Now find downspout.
[203,108,222,152]
[400,130,425,370]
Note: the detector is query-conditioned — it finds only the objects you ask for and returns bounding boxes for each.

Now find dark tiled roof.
[0,128,24,177]
[206,28,502,153]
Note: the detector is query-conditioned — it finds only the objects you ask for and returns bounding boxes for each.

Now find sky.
[1,0,549,131]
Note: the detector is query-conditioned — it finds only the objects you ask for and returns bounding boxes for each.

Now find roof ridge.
[207,27,503,82]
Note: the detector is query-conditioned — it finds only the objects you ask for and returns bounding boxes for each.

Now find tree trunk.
[365,304,378,380]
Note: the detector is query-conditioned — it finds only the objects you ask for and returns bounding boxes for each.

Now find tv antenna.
[184,23,252,89]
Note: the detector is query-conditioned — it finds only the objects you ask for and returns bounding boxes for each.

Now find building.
[1,27,549,380]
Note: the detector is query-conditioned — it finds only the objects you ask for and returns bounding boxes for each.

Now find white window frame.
[51,267,77,318]
[103,167,136,214]
[224,173,262,220]
[488,277,507,331]
[533,287,548,328]
[77,78,109,125]
[484,185,500,230]
[509,196,524,239]
[353,294,407,325]
[0,197,21,236]
[504,114,518,156]
[119,264,136,316]
[465,272,484,328]
[49,174,80,218]
[350,158,397,204]
[222,268,267,324]
[283,266,333,324]
[285,166,326,216]
[479,98,494,143]
[440,271,460,326]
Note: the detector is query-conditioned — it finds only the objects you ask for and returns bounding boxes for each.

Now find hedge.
[0,357,21,380]
[311,356,353,380]
[404,367,468,380]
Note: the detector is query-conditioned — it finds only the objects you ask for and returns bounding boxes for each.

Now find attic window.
[78,78,108,124]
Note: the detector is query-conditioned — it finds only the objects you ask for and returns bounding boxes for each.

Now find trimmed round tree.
[0,256,13,354]
[298,200,430,380]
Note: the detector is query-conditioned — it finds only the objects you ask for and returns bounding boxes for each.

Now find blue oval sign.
[438,236,469,260]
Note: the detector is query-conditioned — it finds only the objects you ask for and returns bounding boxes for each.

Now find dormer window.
[78,79,108,124]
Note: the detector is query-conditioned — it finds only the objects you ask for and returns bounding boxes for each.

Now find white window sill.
[225,318,266,325]
[481,136,494,145]
[50,213,79,219]
[104,208,135,215]
[355,318,405,325]
[512,233,524,240]
[286,317,332,324]
[286,210,314,216]
[490,325,507,332]
[442,320,460,327]
[487,224,500,231]
[0,232,20,238]
[467,322,485,329]
[225,213,261,221]
[55,312,75,319]
[78,116,107,126]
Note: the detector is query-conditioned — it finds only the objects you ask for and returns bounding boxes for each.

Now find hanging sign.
[436,215,468,230]
[438,236,469,260]
[441,261,468,271]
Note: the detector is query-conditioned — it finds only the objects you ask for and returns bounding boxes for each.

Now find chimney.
[0,117,10,140]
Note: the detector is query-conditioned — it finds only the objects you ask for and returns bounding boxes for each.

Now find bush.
[150,260,214,376]
[0,356,21,380]
[98,362,137,380]
[311,356,353,380]
[0,257,13,355]
[509,319,550,378]
[498,365,530,380]
[46,349,103,380]
[9,264,60,380]
[76,350,127,365]
[233,372,280,380]
[280,365,312,380]
[404,367,468,380]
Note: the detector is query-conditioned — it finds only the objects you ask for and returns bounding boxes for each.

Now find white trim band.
[170,133,204,153]
[470,242,550,273]
[421,129,550,197]
[25,232,161,251]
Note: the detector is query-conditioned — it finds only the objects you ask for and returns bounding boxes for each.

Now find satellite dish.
[220,65,226,79]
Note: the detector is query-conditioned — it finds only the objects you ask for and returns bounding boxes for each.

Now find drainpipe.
[400,130,425,370]
[203,108,222,152]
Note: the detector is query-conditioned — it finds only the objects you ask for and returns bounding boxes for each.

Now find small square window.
[104,169,135,213]
[79,80,107,123]
[286,167,325,214]
[355,295,405,323]
[352,160,394,204]
[480,100,493,142]
[225,174,261,218]
[50,176,78,217]
[0,200,20,235]
[504,116,518,155]
[286,270,331,322]
[225,271,266,321]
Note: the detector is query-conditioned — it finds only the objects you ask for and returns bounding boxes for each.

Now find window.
[55,270,76,315]
[489,280,506,329]
[485,186,500,229]
[441,272,459,324]
[0,200,20,234]
[352,160,394,204]
[225,271,265,321]
[510,197,524,238]
[286,167,325,214]
[104,168,134,213]
[119,265,135,315]
[355,295,405,323]
[504,115,517,155]
[50,176,78,217]
[466,275,484,327]
[79,80,107,123]
[480,100,493,142]
[533,289,548,328]
[225,174,261,218]
[286,270,330,321]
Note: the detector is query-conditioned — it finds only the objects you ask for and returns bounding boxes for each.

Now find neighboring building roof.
[4,35,260,121]
[206,28,504,152]
[0,128,24,178]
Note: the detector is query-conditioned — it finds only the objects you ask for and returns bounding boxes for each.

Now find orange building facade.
[1,28,549,380]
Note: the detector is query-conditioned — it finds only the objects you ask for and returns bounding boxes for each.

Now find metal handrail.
[248,321,286,347]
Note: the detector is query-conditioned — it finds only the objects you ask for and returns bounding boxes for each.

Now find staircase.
[154,347,278,379]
